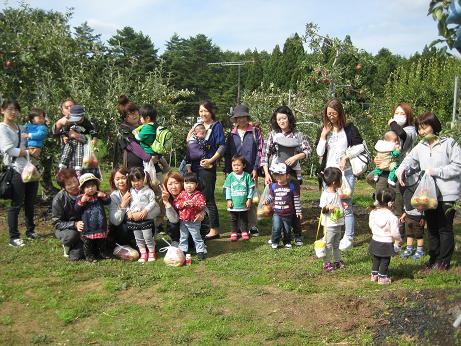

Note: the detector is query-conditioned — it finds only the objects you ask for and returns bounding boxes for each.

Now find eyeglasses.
[327,112,338,116]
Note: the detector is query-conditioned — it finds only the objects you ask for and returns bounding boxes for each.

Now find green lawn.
[0,173,460,345]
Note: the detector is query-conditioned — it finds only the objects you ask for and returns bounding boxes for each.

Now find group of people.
[1,96,460,283]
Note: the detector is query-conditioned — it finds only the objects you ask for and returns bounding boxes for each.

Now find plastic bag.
[411,172,438,211]
[339,174,352,199]
[256,184,272,219]
[113,244,140,261]
[21,153,41,183]
[159,238,185,267]
[143,160,159,186]
[252,186,261,204]
[314,213,326,258]
[83,136,99,169]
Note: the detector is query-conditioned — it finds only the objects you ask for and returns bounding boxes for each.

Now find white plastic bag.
[257,184,272,219]
[21,153,41,183]
[411,172,438,211]
[113,243,140,261]
[159,238,185,267]
[339,174,352,199]
[143,160,159,186]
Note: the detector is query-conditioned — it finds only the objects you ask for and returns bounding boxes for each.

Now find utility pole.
[208,60,255,104]
[453,75,459,129]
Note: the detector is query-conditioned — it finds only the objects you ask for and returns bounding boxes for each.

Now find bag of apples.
[411,172,438,211]
[256,184,273,220]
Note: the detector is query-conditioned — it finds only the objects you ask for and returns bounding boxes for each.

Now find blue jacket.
[25,122,48,148]
[191,121,225,172]
[224,125,263,173]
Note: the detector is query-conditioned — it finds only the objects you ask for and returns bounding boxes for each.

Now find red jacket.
[173,190,206,222]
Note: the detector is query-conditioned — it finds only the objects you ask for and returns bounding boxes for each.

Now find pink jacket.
[369,208,402,243]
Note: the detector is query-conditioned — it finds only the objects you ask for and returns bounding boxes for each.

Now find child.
[223,154,255,241]
[23,108,48,158]
[75,173,111,261]
[173,173,207,260]
[319,167,345,272]
[58,105,97,177]
[265,162,302,249]
[132,103,170,182]
[373,131,401,186]
[368,188,402,285]
[399,178,425,260]
[185,122,210,174]
[126,167,160,263]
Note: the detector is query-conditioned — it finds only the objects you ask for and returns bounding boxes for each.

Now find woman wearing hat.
[186,100,225,240]
[224,104,263,236]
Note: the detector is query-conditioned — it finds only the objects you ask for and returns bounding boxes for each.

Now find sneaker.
[400,248,413,258]
[412,250,424,260]
[62,245,70,258]
[373,175,379,182]
[26,232,39,240]
[370,273,379,282]
[9,238,25,247]
[339,237,353,251]
[323,262,334,272]
[267,239,273,245]
[249,226,260,237]
[387,179,396,187]
[284,243,292,249]
[230,232,238,241]
[394,244,402,253]
[241,231,250,241]
[294,237,304,246]
[147,251,157,262]
[138,252,147,263]
[197,252,205,261]
[378,276,392,285]
[334,260,345,269]
[271,243,278,249]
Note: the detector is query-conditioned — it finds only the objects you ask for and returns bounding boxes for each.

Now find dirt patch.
[0,301,42,344]
[373,289,461,345]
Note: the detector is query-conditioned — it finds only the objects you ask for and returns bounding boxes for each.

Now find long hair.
[323,99,346,130]
[393,102,413,127]
[198,100,216,121]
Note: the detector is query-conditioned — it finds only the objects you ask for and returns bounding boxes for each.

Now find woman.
[161,171,205,247]
[0,99,40,247]
[108,165,135,246]
[374,103,417,230]
[51,168,84,260]
[187,101,225,240]
[224,104,263,236]
[261,105,311,246]
[315,99,364,251]
[396,112,461,270]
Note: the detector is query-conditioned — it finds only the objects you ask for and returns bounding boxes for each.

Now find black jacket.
[52,189,79,231]
[315,122,363,175]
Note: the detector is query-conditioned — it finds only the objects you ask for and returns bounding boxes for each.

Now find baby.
[23,108,48,158]
[373,131,401,186]
[186,123,210,173]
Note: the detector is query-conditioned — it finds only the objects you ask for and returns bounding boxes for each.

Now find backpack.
[151,126,173,155]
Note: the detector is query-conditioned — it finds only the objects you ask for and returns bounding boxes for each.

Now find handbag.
[314,212,327,258]
[0,125,21,199]
[347,141,371,177]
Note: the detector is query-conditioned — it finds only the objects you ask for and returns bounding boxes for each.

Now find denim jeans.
[197,167,220,229]
[179,221,204,253]
[341,169,355,239]
[8,170,39,240]
[272,214,292,245]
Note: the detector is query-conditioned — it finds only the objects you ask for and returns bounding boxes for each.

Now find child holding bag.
[368,188,402,284]
[319,167,345,272]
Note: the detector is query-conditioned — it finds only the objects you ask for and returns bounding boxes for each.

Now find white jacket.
[369,208,402,243]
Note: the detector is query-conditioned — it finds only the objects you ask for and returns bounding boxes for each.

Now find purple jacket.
[224,125,263,173]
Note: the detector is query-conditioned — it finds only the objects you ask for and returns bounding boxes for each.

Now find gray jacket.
[52,189,79,231]
[397,137,461,201]
[0,123,28,173]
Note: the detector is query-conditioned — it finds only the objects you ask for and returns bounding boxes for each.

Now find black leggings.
[230,211,249,233]
[197,167,220,229]
[372,256,391,276]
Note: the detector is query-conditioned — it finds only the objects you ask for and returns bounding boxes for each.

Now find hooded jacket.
[369,208,402,243]
[396,137,461,201]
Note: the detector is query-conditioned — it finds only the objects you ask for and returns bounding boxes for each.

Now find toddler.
[368,188,402,285]
[223,155,255,241]
[23,108,48,158]
[75,173,111,261]
[373,131,401,186]
[173,173,207,260]
[265,162,302,249]
[127,167,161,263]
[319,167,345,272]
[186,122,210,173]
[400,178,425,260]
[58,105,97,177]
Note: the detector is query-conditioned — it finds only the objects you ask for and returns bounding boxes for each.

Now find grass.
[0,173,460,345]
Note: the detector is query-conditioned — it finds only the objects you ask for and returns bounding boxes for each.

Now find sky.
[2,0,441,57]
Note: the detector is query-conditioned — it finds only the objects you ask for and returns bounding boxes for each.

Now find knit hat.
[79,173,100,188]
[68,105,85,123]
[270,162,287,175]
[231,104,250,118]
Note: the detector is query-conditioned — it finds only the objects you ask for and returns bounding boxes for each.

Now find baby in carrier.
[186,123,210,173]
